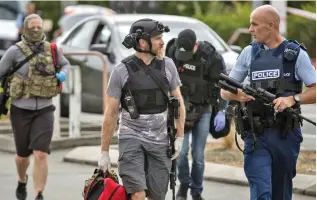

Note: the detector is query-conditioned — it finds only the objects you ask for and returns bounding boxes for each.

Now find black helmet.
[122,18,170,55]
[129,18,170,38]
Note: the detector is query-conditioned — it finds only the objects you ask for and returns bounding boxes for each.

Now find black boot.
[176,184,189,200]
[35,191,44,200]
[16,175,28,200]
[192,194,205,200]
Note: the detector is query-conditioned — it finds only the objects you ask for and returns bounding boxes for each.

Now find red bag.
[50,43,63,94]
[83,169,128,200]
[98,177,128,200]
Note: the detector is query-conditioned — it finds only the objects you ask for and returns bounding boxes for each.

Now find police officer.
[98,18,186,200]
[166,29,228,200]
[220,5,316,200]
[0,14,70,200]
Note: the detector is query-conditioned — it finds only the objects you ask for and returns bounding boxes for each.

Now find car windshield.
[116,21,228,54]
[0,5,18,20]
[59,13,98,32]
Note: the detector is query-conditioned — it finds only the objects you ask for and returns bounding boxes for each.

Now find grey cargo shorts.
[10,104,55,157]
[118,138,172,200]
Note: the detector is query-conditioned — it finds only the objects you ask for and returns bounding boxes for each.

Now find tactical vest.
[120,55,169,115]
[173,41,220,105]
[9,41,60,99]
[246,40,304,132]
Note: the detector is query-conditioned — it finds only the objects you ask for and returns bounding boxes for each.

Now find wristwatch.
[293,94,300,106]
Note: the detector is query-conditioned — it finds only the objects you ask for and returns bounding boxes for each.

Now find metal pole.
[68,65,81,138]
[253,0,263,10]
[52,95,60,138]
[271,0,287,37]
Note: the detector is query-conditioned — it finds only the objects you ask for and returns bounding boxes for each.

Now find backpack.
[83,169,128,200]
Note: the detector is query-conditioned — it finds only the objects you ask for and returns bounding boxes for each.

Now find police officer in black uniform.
[166,29,229,200]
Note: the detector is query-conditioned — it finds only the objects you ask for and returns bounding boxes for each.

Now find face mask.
[24,28,44,43]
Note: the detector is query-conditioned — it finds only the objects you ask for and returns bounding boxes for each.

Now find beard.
[154,46,165,60]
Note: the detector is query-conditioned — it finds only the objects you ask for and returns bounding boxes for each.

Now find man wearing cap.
[166,29,228,200]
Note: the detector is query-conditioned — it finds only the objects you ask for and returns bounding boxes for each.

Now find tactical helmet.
[122,18,170,55]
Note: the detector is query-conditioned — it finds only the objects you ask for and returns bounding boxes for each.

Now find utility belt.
[235,107,302,139]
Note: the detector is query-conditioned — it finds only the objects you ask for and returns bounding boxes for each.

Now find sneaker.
[35,191,44,200]
[176,184,189,200]
[192,194,205,200]
[16,175,28,200]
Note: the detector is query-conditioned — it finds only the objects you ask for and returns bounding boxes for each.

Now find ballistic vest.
[247,40,304,119]
[120,55,169,114]
[167,40,220,105]
[9,41,60,99]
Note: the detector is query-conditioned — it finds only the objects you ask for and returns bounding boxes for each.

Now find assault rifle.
[218,73,316,126]
[167,96,180,200]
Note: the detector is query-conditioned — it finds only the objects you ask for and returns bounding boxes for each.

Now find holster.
[184,100,204,132]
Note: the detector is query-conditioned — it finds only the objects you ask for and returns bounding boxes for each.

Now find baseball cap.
[175,29,197,61]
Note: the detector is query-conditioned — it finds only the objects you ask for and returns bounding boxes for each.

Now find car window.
[116,21,228,54]
[64,19,99,49]
[96,25,112,44]
[58,13,97,32]
[0,6,16,20]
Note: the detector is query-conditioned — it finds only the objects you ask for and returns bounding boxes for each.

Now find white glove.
[98,151,111,172]
[171,137,184,160]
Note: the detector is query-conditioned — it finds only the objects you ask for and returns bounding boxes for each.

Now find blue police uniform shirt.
[16,13,24,29]
[229,42,316,86]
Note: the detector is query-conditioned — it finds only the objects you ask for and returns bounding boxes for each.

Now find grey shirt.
[106,56,182,145]
[0,39,71,110]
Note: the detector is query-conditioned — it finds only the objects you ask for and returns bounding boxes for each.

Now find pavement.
[0,150,315,200]
[63,145,316,197]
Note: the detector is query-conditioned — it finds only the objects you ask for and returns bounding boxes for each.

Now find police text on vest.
[183,64,196,71]
[252,69,280,80]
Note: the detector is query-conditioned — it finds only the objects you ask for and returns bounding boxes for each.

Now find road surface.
[0,150,314,200]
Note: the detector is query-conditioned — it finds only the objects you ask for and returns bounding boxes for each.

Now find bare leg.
[131,191,146,200]
[15,155,29,182]
[33,150,48,194]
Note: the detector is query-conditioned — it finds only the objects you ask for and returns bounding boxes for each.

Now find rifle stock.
[219,73,316,126]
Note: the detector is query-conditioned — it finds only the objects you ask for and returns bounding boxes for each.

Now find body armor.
[173,41,220,105]
[166,40,222,130]
[120,55,169,115]
[9,41,60,99]
[244,40,304,134]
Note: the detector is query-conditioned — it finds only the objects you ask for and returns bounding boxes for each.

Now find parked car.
[57,14,240,116]
[0,0,29,59]
[52,4,116,43]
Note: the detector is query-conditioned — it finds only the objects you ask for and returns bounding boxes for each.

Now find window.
[64,19,99,49]
[58,13,99,32]
[0,7,16,20]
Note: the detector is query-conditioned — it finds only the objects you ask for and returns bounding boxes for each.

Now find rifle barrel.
[220,73,243,88]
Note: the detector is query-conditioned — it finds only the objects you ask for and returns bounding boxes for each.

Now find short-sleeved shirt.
[229,42,316,86]
[106,56,182,145]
